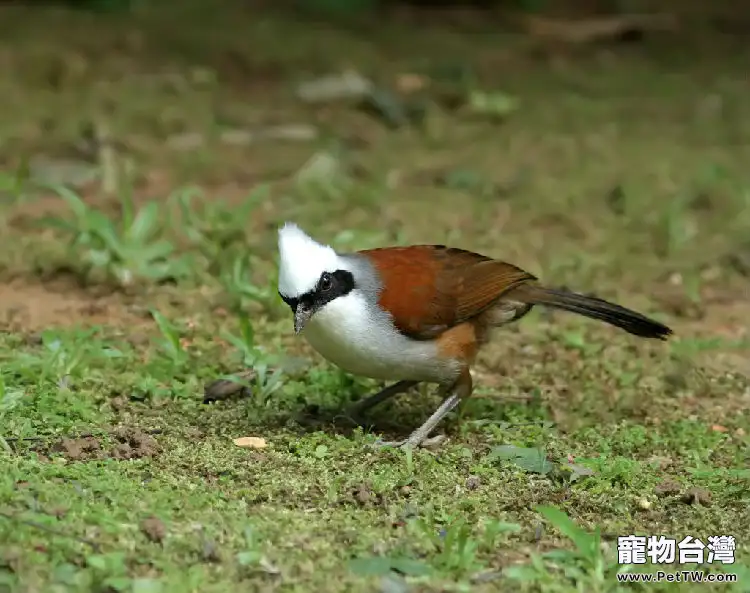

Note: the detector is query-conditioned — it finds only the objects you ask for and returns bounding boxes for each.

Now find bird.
[276,222,672,449]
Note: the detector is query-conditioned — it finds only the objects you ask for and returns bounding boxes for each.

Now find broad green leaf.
[389,557,432,577]
[132,578,163,593]
[236,550,262,566]
[133,239,176,263]
[103,576,132,591]
[48,184,89,217]
[503,564,540,582]
[127,202,160,242]
[490,445,554,475]
[536,505,596,555]
[347,557,393,577]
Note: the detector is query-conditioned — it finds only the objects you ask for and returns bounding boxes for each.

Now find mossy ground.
[0,2,749,592]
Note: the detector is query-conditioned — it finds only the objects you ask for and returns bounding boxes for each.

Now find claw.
[421,434,448,448]
[370,438,407,449]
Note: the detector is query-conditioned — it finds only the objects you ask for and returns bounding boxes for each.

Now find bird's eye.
[320,273,333,292]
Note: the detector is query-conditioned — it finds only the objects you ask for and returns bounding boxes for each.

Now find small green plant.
[411,514,508,577]
[84,552,131,592]
[0,373,24,452]
[1,330,97,386]
[434,518,484,576]
[349,515,515,583]
[172,185,268,263]
[348,555,432,579]
[657,194,695,258]
[218,251,281,314]
[410,516,486,577]
[0,160,31,206]
[172,186,282,314]
[40,185,192,287]
[505,506,618,590]
[221,314,284,402]
[151,310,189,367]
[235,526,278,574]
[0,330,119,436]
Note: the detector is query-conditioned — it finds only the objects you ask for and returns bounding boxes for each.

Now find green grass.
[1,1,750,592]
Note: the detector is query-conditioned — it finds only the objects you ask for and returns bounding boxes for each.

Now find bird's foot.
[370,434,448,450]
[370,438,407,449]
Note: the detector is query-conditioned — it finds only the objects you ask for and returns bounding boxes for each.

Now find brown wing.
[360,245,537,340]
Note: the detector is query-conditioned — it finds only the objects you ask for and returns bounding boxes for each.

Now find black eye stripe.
[279,269,356,316]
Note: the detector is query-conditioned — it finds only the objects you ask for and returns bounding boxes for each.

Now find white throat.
[302,292,459,384]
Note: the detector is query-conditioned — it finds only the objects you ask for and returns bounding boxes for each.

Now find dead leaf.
[203,371,255,403]
[233,436,267,449]
[711,424,728,433]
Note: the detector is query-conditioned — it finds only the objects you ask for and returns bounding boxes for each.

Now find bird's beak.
[294,303,314,335]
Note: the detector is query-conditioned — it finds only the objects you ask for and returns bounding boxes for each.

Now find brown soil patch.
[140,516,167,543]
[646,279,750,377]
[110,426,161,460]
[50,427,161,462]
[54,436,101,461]
[676,294,750,377]
[0,279,146,332]
[679,301,749,340]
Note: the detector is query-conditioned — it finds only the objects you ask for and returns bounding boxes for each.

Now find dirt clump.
[50,427,160,461]
[54,436,102,461]
[140,516,167,543]
[654,477,681,497]
[681,487,712,506]
[110,426,161,460]
[109,396,129,412]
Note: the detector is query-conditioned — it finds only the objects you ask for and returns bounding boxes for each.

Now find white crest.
[278,222,342,297]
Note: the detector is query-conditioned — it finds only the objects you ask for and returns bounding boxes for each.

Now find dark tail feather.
[513,285,673,340]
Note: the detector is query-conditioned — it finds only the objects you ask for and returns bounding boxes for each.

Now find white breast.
[302,292,458,384]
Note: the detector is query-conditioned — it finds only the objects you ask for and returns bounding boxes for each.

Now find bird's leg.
[374,369,472,449]
[345,380,419,421]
